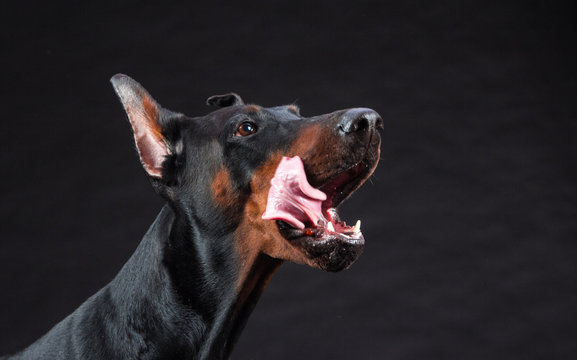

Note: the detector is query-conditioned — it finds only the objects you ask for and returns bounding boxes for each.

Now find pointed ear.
[206,92,244,107]
[110,74,177,178]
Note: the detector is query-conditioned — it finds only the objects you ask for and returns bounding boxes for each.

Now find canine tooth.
[352,220,361,233]
[327,222,335,232]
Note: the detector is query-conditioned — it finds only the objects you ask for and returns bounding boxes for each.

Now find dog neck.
[108,205,281,359]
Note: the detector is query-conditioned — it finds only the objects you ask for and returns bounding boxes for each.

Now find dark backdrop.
[0,1,575,359]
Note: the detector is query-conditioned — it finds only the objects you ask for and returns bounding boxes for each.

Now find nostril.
[355,117,369,132]
[375,116,384,132]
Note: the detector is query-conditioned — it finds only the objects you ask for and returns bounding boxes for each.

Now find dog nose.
[337,108,383,136]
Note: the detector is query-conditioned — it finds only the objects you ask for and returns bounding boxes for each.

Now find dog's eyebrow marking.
[245,104,262,114]
[286,105,300,115]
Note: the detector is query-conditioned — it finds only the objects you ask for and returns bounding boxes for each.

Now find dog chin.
[276,220,365,272]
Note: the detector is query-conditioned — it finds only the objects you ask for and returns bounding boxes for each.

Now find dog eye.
[235,121,258,137]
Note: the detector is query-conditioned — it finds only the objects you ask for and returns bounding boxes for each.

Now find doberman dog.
[1,74,382,360]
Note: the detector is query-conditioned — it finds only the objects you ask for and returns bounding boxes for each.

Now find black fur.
[1,74,382,360]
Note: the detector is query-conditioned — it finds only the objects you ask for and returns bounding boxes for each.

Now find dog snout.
[337,108,383,140]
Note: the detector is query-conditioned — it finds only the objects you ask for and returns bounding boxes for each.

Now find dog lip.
[276,219,363,241]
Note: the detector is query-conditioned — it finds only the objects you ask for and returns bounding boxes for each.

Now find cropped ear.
[110,74,178,179]
[206,92,244,107]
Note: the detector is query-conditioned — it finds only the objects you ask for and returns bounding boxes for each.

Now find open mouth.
[261,156,371,271]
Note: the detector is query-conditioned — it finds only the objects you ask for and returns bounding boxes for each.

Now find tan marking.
[142,95,163,139]
[211,167,234,208]
[286,124,327,157]
[286,105,300,114]
[286,124,345,185]
[245,104,262,113]
[125,94,167,178]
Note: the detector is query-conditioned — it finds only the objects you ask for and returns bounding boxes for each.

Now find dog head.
[111,74,382,273]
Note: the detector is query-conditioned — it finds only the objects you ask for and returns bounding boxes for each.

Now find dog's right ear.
[110,74,180,179]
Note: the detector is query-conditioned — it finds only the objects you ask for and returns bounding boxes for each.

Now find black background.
[0,1,575,359]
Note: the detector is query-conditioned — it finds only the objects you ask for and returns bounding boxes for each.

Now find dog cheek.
[287,124,326,158]
[232,154,287,255]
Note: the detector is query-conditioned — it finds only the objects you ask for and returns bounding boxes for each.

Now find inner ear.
[206,93,244,107]
[111,74,177,179]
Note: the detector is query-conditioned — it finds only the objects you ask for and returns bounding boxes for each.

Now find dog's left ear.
[206,93,244,107]
[110,74,180,179]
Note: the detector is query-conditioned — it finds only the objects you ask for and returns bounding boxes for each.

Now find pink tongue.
[262,156,327,229]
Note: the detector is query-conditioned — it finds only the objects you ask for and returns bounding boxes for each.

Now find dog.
[1,74,382,359]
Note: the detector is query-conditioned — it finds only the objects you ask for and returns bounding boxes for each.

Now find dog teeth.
[327,222,335,232]
[352,220,361,233]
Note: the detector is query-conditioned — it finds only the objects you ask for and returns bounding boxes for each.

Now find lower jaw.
[277,221,365,272]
